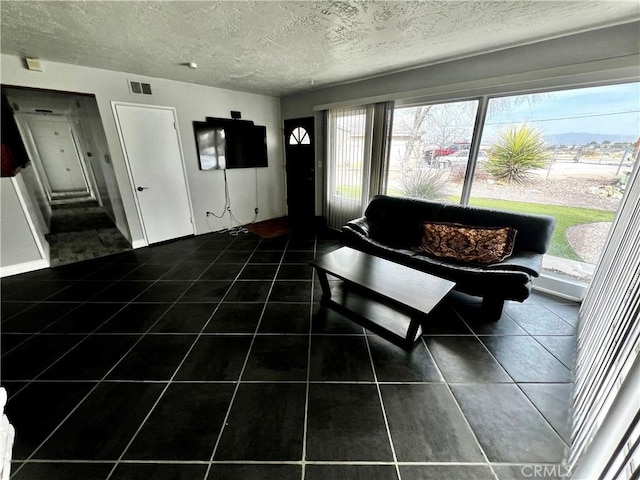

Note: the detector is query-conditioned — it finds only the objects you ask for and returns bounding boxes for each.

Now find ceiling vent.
[128,80,152,96]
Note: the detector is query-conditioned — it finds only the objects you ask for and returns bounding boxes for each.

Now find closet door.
[113,103,193,244]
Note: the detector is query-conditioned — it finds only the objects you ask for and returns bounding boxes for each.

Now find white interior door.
[113,104,193,244]
[26,115,89,195]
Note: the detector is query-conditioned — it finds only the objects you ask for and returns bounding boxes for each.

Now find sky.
[483,82,640,142]
[391,82,640,147]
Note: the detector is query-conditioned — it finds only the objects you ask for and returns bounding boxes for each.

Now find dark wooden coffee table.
[310,246,455,348]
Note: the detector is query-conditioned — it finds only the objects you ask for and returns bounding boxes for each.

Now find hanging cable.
[206,169,259,236]
[205,169,231,218]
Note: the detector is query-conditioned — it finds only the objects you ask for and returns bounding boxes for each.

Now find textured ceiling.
[1,1,638,97]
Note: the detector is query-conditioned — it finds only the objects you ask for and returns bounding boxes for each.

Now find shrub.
[486,125,550,185]
[399,167,449,200]
[449,164,467,184]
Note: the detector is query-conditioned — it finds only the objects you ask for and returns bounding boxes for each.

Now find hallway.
[46,200,131,267]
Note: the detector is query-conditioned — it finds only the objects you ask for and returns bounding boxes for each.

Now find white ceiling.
[1,1,638,97]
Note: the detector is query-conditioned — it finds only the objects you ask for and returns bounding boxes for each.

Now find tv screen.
[228,124,268,169]
[194,118,268,170]
[194,121,226,170]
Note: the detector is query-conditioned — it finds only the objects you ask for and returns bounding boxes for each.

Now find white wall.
[75,95,129,237]
[282,22,640,117]
[0,177,46,273]
[14,163,50,236]
[280,22,640,214]
[1,54,286,250]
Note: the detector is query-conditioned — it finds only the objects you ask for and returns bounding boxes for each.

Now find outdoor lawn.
[465,197,615,261]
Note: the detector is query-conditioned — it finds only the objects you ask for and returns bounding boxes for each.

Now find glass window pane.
[470,82,640,282]
[326,106,370,229]
[386,101,479,202]
[289,126,311,145]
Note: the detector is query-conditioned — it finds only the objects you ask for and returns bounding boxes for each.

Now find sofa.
[341,195,556,320]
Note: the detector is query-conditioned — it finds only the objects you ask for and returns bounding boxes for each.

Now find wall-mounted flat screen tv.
[194,117,268,170]
[194,120,226,170]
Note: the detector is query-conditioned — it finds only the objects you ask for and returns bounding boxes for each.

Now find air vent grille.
[129,81,152,96]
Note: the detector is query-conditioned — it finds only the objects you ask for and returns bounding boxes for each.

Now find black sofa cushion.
[342,195,556,307]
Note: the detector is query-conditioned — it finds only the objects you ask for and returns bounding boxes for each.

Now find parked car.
[423,142,471,163]
[436,149,488,167]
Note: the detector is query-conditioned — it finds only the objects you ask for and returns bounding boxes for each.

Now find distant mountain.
[544,132,637,146]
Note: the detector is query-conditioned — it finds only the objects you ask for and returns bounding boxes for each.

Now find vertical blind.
[369,102,394,197]
[570,155,640,479]
[325,102,394,230]
[326,106,371,229]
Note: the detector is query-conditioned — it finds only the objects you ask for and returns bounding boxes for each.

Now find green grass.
[336,185,405,199]
[334,185,362,200]
[465,197,616,261]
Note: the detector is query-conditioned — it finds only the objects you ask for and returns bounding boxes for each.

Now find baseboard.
[0,259,50,278]
[533,272,589,302]
[132,239,148,249]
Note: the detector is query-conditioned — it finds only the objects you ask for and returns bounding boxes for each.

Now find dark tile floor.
[0,231,577,480]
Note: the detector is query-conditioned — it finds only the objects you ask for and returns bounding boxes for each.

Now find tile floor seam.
[418,336,500,480]
[530,334,577,371]
[300,236,317,480]
[103,235,255,480]
[515,382,573,449]
[16,459,506,465]
[13,302,186,472]
[2,301,122,334]
[363,330,403,480]
[14,247,230,475]
[44,278,118,304]
[459,307,527,387]
[2,300,132,396]
[3,235,578,479]
[505,307,577,337]
[0,297,104,359]
[202,235,292,480]
[457,307,573,453]
[0,301,67,326]
[537,299,581,325]
[13,378,533,385]
[102,340,208,476]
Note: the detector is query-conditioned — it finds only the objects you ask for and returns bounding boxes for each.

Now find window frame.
[387,80,639,295]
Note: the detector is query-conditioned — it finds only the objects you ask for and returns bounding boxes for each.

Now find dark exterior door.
[284,117,315,223]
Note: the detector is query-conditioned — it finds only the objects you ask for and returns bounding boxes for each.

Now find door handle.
[137,186,149,192]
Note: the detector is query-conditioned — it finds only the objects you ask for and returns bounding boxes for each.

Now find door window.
[289,126,311,145]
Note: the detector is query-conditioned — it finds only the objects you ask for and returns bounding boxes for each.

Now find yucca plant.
[399,167,449,200]
[486,125,550,185]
